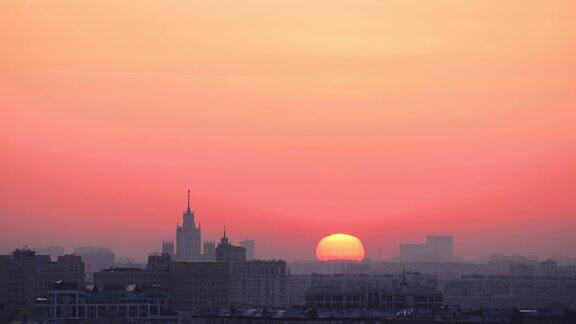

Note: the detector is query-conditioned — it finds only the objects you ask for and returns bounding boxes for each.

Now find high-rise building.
[176,190,201,261]
[240,239,256,261]
[215,228,246,262]
[426,235,453,262]
[162,240,175,256]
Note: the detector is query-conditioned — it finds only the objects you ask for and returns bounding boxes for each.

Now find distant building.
[444,274,576,309]
[240,239,256,261]
[162,240,175,256]
[215,228,246,262]
[509,263,536,276]
[34,281,174,320]
[74,246,115,282]
[34,246,65,261]
[399,235,454,263]
[537,260,560,277]
[230,260,289,308]
[304,271,443,309]
[0,249,85,317]
[426,235,453,262]
[202,240,216,261]
[176,190,202,261]
[399,244,430,263]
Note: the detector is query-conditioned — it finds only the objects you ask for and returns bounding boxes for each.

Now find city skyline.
[1,186,576,262]
[1,189,573,263]
[2,1,576,321]
[2,0,576,262]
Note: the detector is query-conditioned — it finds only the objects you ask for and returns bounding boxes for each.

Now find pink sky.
[1,0,575,261]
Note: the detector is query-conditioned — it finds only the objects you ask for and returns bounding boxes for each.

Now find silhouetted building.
[304,271,443,309]
[215,228,246,262]
[0,249,85,317]
[444,274,576,309]
[162,240,175,256]
[34,282,174,320]
[399,244,430,263]
[74,246,115,281]
[176,190,202,261]
[230,260,289,308]
[34,246,65,261]
[509,263,536,276]
[94,255,230,310]
[202,240,216,261]
[537,259,560,277]
[168,261,230,310]
[147,253,172,272]
[399,235,453,262]
[240,239,256,261]
[426,235,453,262]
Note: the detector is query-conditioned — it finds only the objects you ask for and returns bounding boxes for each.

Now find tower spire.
[186,189,191,212]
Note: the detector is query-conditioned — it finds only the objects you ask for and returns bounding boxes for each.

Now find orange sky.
[1,0,575,261]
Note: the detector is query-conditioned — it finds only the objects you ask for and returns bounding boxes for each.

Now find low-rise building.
[0,249,85,317]
[34,281,175,320]
[444,274,576,309]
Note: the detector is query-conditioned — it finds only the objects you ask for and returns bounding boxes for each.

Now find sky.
[1,0,575,261]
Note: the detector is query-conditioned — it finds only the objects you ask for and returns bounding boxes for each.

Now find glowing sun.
[315,233,365,261]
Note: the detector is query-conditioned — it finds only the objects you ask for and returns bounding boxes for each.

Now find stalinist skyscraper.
[176,190,201,261]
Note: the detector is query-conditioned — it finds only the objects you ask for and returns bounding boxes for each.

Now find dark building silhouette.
[34,281,174,320]
[34,246,65,261]
[74,246,115,282]
[399,235,454,263]
[93,254,230,310]
[0,248,85,317]
[215,228,246,262]
[230,260,289,307]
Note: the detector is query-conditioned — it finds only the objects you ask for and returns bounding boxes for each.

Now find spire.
[221,226,229,245]
[186,189,191,212]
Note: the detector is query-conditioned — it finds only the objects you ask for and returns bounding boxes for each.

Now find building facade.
[34,281,174,320]
[444,274,576,309]
[94,255,230,310]
[230,260,289,308]
[0,249,85,317]
[305,286,443,309]
[215,229,246,262]
[167,261,230,310]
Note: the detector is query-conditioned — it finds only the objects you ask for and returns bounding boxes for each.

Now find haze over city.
[2,0,576,262]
